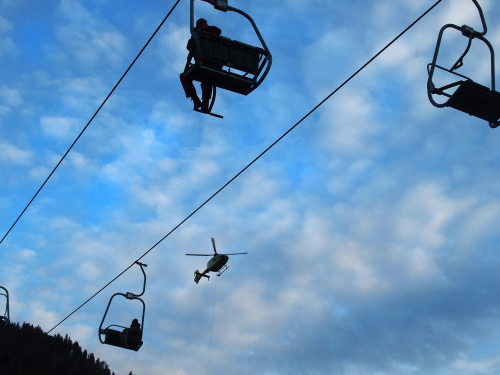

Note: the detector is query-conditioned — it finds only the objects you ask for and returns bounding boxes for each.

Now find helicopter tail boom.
[194,270,210,284]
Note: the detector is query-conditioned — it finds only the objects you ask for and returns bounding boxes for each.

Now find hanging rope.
[207,275,218,375]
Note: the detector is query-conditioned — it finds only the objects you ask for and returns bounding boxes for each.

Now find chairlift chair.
[98,262,147,351]
[0,286,9,333]
[427,0,500,128]
[182,0,272,117]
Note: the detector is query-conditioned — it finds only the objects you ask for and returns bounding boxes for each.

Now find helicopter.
[186,238,247,284]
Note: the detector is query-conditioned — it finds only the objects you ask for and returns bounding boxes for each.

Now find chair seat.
[103,328,143,351]
[186,65,256,95]
[447,80,500,123]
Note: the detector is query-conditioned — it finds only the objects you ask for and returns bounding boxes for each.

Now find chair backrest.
[199,32,262,75]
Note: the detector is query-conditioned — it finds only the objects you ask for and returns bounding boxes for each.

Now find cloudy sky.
[1,0,500,374]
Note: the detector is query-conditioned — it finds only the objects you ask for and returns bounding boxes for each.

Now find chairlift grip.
[200,0,228,12]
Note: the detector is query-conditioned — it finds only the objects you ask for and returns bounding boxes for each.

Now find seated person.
[180,18,222,113]
[120,318,142,343]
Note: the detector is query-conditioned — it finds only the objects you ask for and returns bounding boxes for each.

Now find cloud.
[55,0,127,69]
[0,37,15,57]
[317,87,380,156]
[157,24,191,79]
[40,116,79,139]
[0,15,12,33]
[17,249,37,260]
[0,139,31,164]
[0,84,23,107]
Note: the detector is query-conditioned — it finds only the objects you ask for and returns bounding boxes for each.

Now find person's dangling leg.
[200,82,213,113]
[180,74,201,110]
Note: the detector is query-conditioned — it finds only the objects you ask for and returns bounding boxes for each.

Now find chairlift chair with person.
[181,0,272,118]
[98,262,147,351]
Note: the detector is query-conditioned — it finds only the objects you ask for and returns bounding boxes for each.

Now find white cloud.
[157,24,191,79]
[55,0,126,69]
[0,15,12,33]
[0,139,31,164]
[68,151,89,169]
[317,87,380,156]
[18,249,37,260]
[0,84,22,107]
[40,116,79,139]
[29,165,51,180]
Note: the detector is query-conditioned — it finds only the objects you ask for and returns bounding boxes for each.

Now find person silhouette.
[180,18,222,113]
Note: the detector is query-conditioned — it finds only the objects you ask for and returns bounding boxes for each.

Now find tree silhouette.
[0,322,115,375]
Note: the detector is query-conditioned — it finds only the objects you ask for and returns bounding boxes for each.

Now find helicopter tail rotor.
[194,270,210,284]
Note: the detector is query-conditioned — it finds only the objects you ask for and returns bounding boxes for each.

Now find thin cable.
[207,276,218,375]
[0,0,181,247]
[1,0,442,370]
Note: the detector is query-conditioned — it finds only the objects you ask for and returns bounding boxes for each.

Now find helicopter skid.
[217,264,229,276]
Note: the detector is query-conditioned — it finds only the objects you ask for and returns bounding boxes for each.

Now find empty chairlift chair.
[0,286,9,333]
[98,262,147,351]
[427,0,500,128]
[182,0,272,117]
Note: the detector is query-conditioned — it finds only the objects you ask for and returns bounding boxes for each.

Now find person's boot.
[191,95,202,110]
[201,97,210,113]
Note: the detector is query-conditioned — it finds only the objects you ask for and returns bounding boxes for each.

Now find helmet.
[196,18,207,26]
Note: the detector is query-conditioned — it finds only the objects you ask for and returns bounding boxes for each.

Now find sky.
[1,0,500,374]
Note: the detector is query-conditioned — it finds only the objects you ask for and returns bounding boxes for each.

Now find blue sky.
[2,0,500,374]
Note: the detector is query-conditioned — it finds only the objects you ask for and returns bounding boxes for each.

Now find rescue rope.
[207,275,218,375]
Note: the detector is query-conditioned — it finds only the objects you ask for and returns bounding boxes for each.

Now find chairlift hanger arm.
[132,261,147,298]
[471,0,487,36]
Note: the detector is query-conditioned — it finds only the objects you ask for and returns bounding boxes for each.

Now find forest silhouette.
[0,321,119,375]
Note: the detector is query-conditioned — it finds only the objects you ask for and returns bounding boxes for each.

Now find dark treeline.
[0,322,116,375]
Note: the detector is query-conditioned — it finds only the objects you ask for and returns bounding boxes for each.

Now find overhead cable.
[0,0,181,247]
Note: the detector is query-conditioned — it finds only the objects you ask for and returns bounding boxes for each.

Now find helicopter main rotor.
[185,238,248,256]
